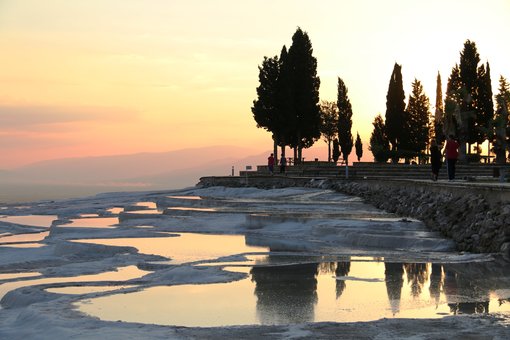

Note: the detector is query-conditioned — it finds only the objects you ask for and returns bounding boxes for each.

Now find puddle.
[46,285,135,295]
[123,210,162,215]
[75,233,269,264]
[166,207,217,212]
[0,231,49,244]
[107,207,124,215]
[0,243,45,248]
[79,214,100,218]
[58,217,118,228]
[0,272,41,281]
[0,265,150,300]
[135,202,157,209]
[167,196,202,200]
[0,215,57,228]
[76,260,510,327]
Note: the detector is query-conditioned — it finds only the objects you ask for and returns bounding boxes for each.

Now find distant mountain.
[9,145,260,185]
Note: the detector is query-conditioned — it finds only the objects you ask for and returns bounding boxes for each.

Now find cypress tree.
[445,64,462,137]
[434,72,445,144]
[494,76,510,164]
[475,62,494,146]
[337,77,354,163]
[319,100,339,162]
[370,114,390,163]
[385,63,406,162]
[252,55,281,162]
[286,27,321,163]
[355,132,363,162]
[459,40,481,158]
[406,79,431,161]
[332,138,340,163]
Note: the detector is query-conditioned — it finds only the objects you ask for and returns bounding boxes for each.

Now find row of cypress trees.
[252,28,356,166]
[370,40,510,164]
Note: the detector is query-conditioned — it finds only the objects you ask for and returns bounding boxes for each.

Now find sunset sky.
[1,0,509,168]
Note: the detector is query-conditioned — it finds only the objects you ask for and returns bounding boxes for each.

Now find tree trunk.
[328,140,331,162]
[273,139,278,168]
[344,155,349,179]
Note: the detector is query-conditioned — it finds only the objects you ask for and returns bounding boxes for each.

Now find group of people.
[430,135,459,181]
[267,153,286,174]
[266,135,460,181]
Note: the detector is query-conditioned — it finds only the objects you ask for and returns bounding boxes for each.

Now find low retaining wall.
[198,176,510,255]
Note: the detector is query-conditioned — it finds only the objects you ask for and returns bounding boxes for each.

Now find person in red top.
[267,153,274,174]
[444,135,459,181]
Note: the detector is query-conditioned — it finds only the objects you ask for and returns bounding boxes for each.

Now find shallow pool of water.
[75,233,269,264]
[58,217,119,228]
[0,265,150,300]
[0,215,57,228]
[76,260,510,327]
[0,231,49,244]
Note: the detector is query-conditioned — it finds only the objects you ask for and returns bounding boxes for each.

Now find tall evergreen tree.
[434,72,445,144]
[459,40,480,158]
[385,63,406,162]
[405,79,431,161]
[494,76,510,164]
[252,55,282,162]
[474,62,494,146]
[319,100,338,162]
[332,138,340,163]
[370,114,390,163]
[355,132,363,162]
[445,64,462,137]
[286,27,321,163]
[337,77,353,163]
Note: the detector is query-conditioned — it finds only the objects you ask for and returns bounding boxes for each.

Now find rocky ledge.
[198,176,510,256]
[321,180,510,255]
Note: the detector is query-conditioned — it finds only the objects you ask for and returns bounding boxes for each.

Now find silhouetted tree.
[332,138,340,163]
[252,55,282,164]
[355,132,363,162]
[434,72,445,144]
[474,62,494,150]
[319,100,338,162]
[370,114,390,163]
[459,40,481,159]
[445,64,462,137]
[286,27,321,163]
[405,79,430,161]
[385,63,406,162]
[337,77,353,164]
[494,76,510,164]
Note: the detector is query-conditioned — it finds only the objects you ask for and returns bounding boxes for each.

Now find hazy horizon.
[1,1,509,168]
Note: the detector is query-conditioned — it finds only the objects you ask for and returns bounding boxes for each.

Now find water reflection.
[75,259,510,327]
[0,265,149,300]
[251,263,319,324]
[0,215,57,228]
[58,217,118,228]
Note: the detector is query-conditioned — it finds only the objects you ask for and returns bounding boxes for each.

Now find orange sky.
[1,0,509,168]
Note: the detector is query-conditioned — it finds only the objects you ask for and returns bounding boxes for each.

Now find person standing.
[444,135,459,181]
[430,139,442,181]
[267,153,274,174]
[279,154,286,174]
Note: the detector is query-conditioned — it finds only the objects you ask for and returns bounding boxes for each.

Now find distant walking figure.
[267,153,274,174]
[444,135,459,181]
[430,140,441,181]
[280,154,286,174]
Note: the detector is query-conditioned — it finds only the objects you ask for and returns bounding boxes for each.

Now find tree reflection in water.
[385,263,404,315]
[429,264,444,307]
[404,263,429,298]
[250,263,319,324]
[334,261,351,299]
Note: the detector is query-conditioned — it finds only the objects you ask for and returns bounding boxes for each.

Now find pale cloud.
[0,105,139,130]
